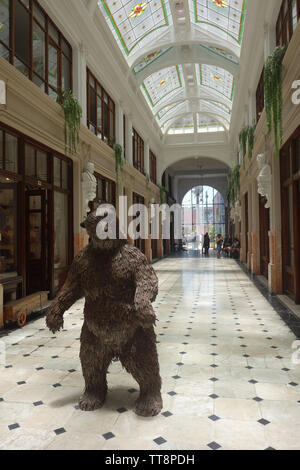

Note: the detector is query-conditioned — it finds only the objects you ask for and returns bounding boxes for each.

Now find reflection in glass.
[54,192,68,268]
[0,183,17,278]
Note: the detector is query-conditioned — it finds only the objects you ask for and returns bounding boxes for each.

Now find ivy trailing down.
[158,185,167,204]
[264,45,286,156]
[238,123,256,162]
[228,164,240,205]
[57,90,82,155]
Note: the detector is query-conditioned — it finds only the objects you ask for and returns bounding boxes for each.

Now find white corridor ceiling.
[98,0,247,135]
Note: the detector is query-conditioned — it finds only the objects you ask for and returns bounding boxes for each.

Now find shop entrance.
[259,196,270,279]
[25,189,49,295]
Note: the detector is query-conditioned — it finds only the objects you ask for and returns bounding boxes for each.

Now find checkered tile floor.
[0,256,300,450]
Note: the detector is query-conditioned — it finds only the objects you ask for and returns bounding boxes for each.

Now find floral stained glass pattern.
[197,64,235,101]
[132,47,173,74]
[98,0,172,57]
[141,65,183,108]
[190,0,246,45]
[156,101,185,120]
[168,114,195,135]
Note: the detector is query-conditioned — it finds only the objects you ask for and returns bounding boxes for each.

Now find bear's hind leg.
[79,323,112,411]
[120,327,162,417]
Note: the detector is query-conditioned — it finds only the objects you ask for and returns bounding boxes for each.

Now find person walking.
[216,234,224,259]
[203,232,210,256]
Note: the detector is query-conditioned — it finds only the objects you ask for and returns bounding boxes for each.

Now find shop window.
[25,144,48,181]
[133,192,145,254]
[276,0,300,47]
[0,182,17,279]
[54,191,69,269]
[0,0,72,100]
[54,156,69,189]
[87,69,116,147]
[0,130,18,174]
[93,172,116,208]
[132,128,144,174]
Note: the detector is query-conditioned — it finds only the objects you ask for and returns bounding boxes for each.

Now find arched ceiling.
[98,0,247,136]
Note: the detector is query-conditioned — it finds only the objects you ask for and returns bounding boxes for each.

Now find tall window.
[149,150,157,184]
[132,128,144,174]
[276,0,300,47]
[94,173,116,208]
[0,0,72,100]
[133,192,145,254]
[182,186,226,249]
[256,67,265,123]
[87,69,116,147]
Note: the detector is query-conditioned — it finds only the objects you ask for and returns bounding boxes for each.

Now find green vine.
[228,164,240,205]
[158,185,167,204]
[264,46,286,156]
[239,123,257,162]
[57,90,82,155]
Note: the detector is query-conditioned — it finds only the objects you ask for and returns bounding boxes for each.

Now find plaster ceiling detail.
[97,0,247,137]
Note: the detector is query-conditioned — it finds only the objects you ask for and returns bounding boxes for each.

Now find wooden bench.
[3,291,49,327]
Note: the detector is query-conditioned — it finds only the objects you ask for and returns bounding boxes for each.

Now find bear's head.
[81,209,127,253]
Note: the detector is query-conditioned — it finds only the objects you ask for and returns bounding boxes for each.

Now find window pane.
[33,22,45,79]
[0,183,17,277]
[33,2,45,28]
[48,43,58,89]
[62,39,71,59]
[89,86,96,127]
[33,73,45,92]
[48,87,57,102]
[25,145,35,177]
[0,43,9,61]
[0,0,10,48]
[103,103,109,143]
[54,157,61,187]
[296,137,300,172]
[49,22,59,44]
[37,150,47,181]
[14,0,30,65]
[110,110,114,142]
[14,57,29,77]
[61,160,68,189]
[61,55,71,91]
[54,192,68,268]
[97,96,102,138]
[5,133,18,173]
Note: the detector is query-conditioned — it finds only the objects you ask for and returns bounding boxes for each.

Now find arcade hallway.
[0,256,300,451]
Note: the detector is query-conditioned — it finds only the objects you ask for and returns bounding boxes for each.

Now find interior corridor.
[0,255,299,451]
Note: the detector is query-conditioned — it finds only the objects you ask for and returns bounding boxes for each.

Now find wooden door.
[26,190,48,294]
[245,193,249,264]
[259,195,270,279]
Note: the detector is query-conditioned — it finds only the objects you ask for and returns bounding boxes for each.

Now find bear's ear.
[80,220,86,229]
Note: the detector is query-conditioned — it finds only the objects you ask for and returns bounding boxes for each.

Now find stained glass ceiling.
[98,0,173,57]
[190,0,246,45]
[196,64,235,101]
[141,65,184,108]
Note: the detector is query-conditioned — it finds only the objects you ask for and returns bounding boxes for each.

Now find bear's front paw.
[135,393,163,417]
[46,313,64,334]
[78,392,106,412]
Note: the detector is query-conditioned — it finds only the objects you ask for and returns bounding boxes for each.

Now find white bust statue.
[82,161,97,214]
[256,155,272,209]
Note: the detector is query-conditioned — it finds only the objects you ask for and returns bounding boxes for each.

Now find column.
[269,152,283,294]
[264,23,276,61]
[0,284,3,329]
[73,43,88,125]
[115,102,124,147]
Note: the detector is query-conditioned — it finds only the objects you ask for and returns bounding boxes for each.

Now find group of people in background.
[202,233,240,260]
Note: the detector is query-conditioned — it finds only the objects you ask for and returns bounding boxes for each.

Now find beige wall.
[239,23,300,295]
[0,57,160,264]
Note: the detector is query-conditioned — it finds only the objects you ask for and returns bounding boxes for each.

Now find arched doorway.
[182,186,226,252]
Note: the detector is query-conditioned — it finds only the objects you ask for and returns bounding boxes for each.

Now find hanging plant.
[239,126,249,161]
[158,185,167,204]
[57,89,82,155]
[247,122,256,160]
[264,46,286,156]
[228,164,240,205]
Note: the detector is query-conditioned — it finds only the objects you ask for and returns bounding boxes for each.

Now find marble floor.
[0,255,300,450]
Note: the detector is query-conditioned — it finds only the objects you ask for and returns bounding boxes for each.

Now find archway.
[182,185,226,253]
